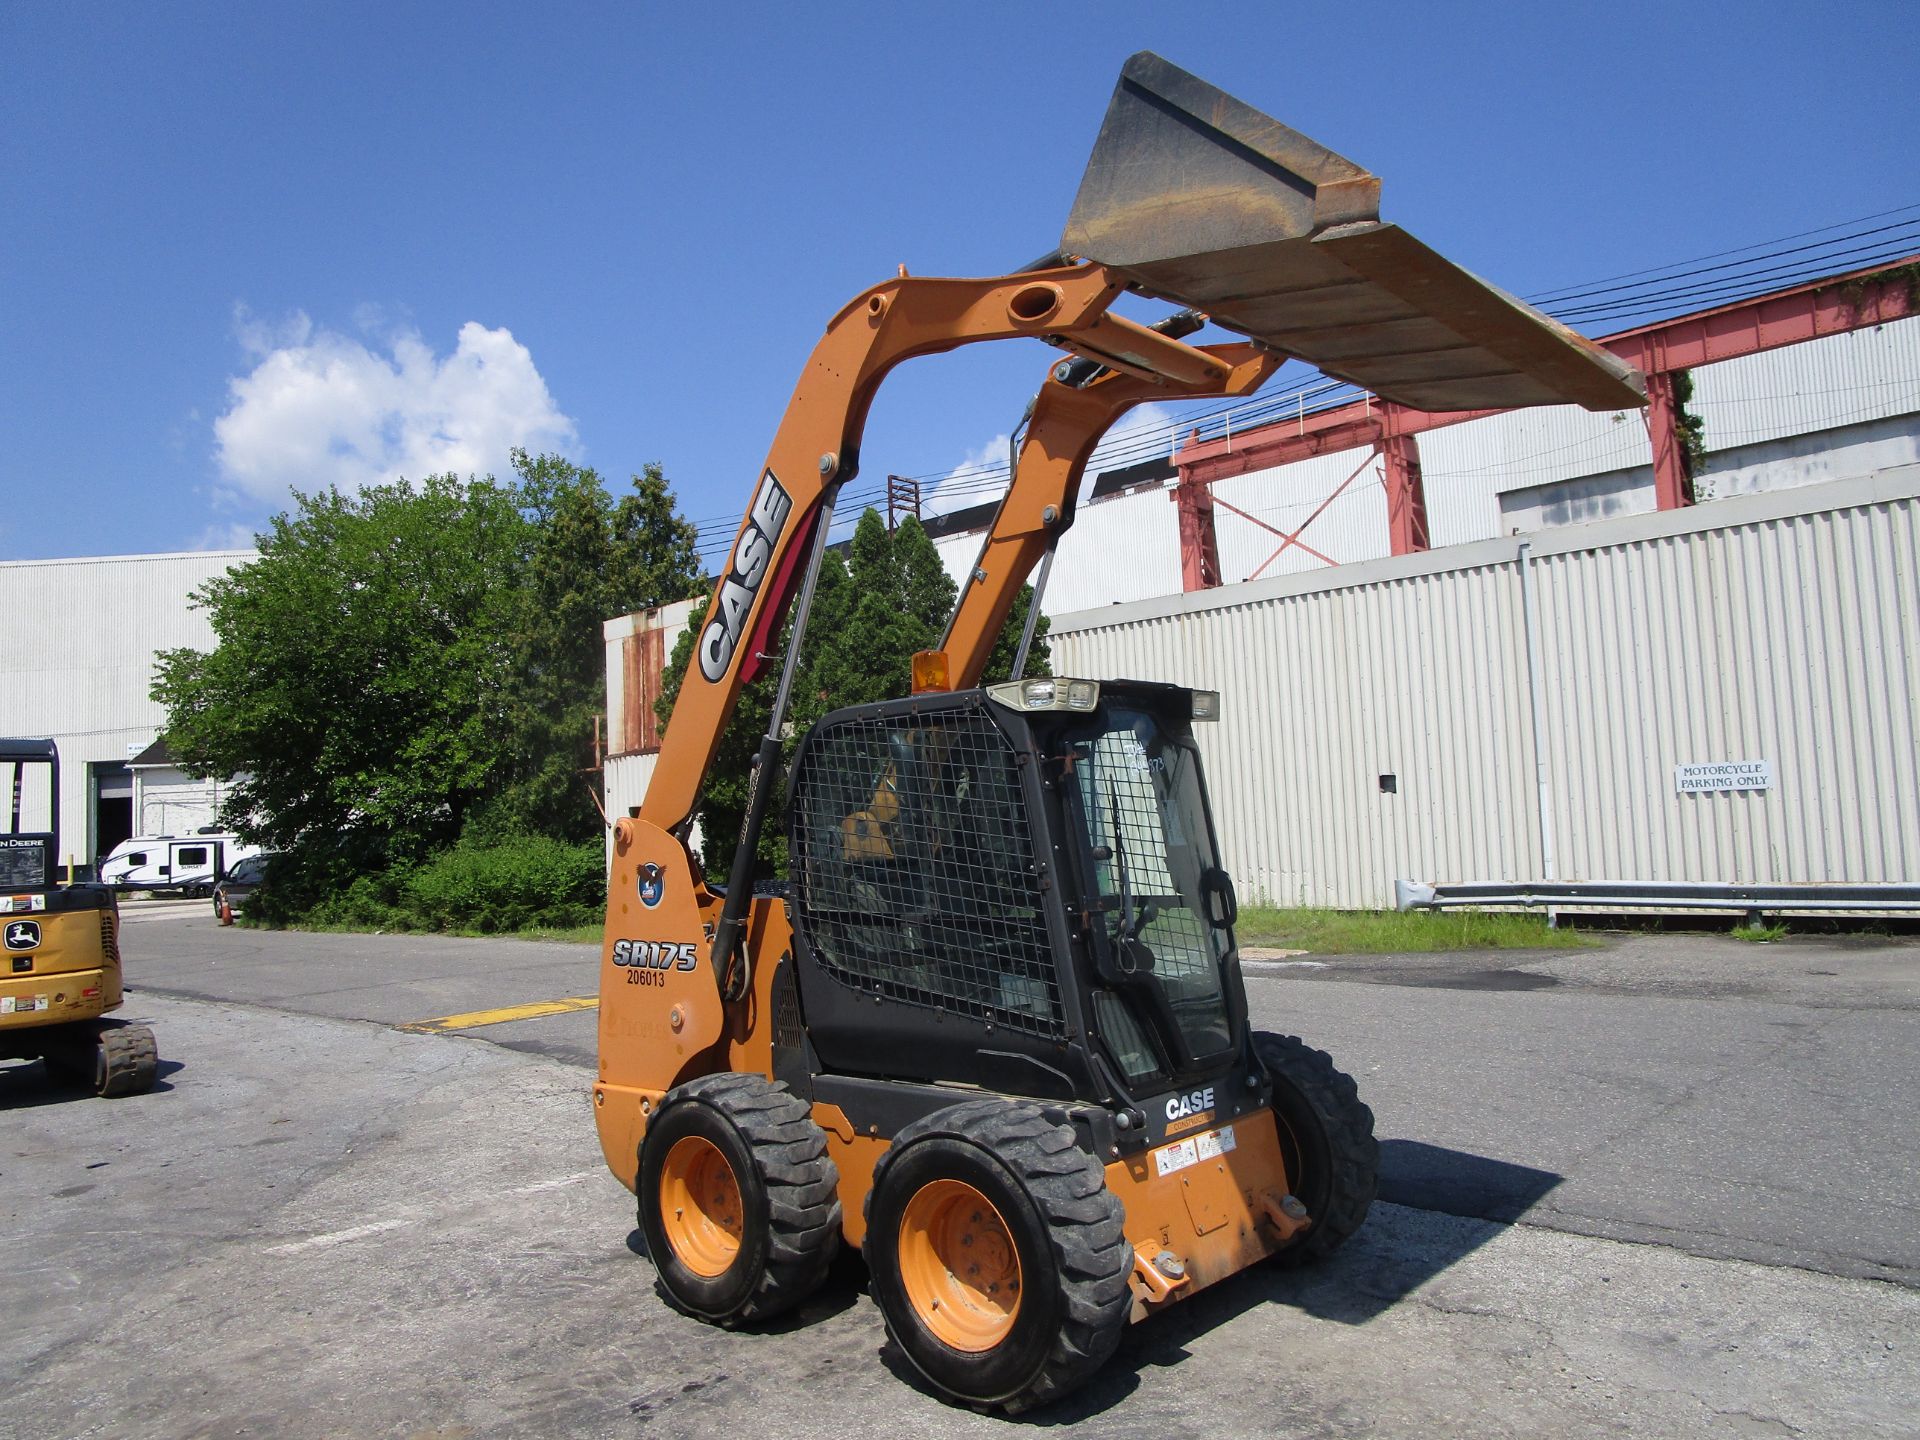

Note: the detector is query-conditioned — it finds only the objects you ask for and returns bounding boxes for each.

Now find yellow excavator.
[594,54,1642,1411]
[1,739,158,1096]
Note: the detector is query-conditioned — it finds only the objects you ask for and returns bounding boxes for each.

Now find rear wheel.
[866,1099,1130,1414]
[637,1073,840,1325]
[1257,1032,1377,1265]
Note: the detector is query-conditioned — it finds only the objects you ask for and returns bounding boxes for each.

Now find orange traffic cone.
[218,894,234,926]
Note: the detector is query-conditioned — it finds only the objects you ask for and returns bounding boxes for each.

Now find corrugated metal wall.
[1532,485,1920,887]
[1048,467,1920,907]
[0,549,254,866]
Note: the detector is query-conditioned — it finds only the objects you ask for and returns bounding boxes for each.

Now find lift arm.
[932,341,1281,689]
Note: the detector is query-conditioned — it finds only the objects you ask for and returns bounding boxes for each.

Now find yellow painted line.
[399,995,599,1034]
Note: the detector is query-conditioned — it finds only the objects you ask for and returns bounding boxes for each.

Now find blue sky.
[3,2,1916,564]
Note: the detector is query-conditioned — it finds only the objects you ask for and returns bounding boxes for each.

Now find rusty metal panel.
[603,599,700,760]
[1062,53,1644,414]
[619,625,666,756]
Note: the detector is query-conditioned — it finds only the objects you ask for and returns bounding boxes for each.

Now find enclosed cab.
[786,677,1247,1119]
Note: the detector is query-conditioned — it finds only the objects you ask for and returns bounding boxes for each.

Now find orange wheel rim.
[897,1178,1023,1351]
[659,1135,744,1277]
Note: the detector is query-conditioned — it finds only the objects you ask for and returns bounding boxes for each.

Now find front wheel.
[636,1073,840,1326]
[865,1099,1130,1414]
[1257,1031,1378,1265]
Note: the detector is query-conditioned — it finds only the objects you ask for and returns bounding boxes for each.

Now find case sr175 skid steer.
[594,54,1643,1411]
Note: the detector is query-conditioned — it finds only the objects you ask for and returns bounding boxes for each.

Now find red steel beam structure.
[1170,255,1920,587]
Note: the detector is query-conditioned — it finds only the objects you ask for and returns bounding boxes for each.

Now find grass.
[1730,920,1790,944]
[266,906,1582,954]
[1236,905,1593,954]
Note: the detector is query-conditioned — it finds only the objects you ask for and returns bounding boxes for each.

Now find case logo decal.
[1164,1086,1216,1122]
[699,471,793,682]
[637,863,665,908]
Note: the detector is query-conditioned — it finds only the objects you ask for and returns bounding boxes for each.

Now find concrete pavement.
[4,991,1915,1439]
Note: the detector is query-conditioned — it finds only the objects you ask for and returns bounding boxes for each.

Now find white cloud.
[212,309,577,501]
[190,521,261,552]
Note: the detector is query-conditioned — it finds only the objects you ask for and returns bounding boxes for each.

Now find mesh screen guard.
[790,706,1065,1039]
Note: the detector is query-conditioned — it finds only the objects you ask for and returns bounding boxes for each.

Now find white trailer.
[98,832,259,896]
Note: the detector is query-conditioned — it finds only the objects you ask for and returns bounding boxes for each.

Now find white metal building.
[1048,466,1920,907]
[0,549,253,873]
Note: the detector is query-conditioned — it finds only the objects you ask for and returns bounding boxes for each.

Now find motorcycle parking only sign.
[1675,760,1772,794]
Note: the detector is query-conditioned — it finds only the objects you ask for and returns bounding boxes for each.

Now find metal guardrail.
[1395,878,1920,916]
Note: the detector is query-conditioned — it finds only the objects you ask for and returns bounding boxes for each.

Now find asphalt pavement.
[1,902,1915,1437]
[120,902,1920,1286]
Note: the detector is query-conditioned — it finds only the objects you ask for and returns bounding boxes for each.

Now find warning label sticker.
[1154,1125,1237,1177]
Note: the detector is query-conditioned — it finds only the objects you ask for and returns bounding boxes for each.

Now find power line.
[1543,236,1920,324]
[1526,217,1920,309]
[1522,203,1920,302]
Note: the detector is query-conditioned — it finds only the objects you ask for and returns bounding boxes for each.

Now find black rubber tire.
[1256,1031,1378,1266]
[637,1072,840,1326]
[865,1099,1130,1415]
[95,1023,159,1098]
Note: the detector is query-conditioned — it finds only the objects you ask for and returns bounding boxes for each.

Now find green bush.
[253,834,604,933]
[400,835,604,933]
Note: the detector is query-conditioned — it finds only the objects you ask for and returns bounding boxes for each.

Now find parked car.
[212,852,279,919]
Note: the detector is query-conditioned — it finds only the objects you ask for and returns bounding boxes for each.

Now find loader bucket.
[1062,53,1645,413]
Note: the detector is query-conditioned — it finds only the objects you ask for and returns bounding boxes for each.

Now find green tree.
[154,454,707,914]
[153,474,528,886]
[481,450,705,842]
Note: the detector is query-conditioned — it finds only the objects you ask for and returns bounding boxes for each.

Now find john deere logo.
[637,863,665,909]
[3,920,40,951]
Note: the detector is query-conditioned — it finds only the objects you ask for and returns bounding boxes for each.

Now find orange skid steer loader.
[594,54,1642,1411]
